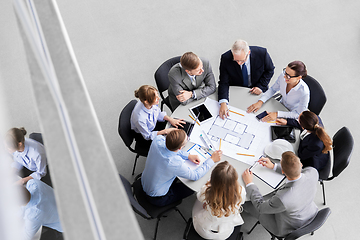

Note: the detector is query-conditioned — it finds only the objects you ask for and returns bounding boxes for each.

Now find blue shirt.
[130,100,167,140]
[22,179,63,240]
[259,72,310,119]
[141,135,215,197]
[12,138,47,180]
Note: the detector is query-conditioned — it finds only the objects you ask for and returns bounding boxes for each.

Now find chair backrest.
[302,75,327,115]
[118,100,137,150]
[119,174,151,219]
[154,56,181,97]
[29,132,44,145]
[285,207,331,240]
[331,127,354,179]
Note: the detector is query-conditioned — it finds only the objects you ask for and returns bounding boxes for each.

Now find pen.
[236,153,255,157]
[188,115,200,126]
[200,134,210,150]
[229,110,244,116]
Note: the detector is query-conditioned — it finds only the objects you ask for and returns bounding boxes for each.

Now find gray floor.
[1,0,360,239]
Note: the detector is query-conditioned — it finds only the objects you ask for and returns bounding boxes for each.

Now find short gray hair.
[231,39,249,55]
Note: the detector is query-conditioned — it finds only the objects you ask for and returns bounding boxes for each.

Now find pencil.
[188,115,200,126]
[219,138,222,150]
[229,110,244,116]
[266,121,276,123]
[236,153,255,157]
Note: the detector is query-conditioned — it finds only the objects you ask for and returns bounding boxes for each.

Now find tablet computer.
[189,103,213,123]
[271,126,296,143]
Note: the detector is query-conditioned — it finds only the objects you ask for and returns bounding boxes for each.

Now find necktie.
[191,76,196,87]
[242,64,248,87]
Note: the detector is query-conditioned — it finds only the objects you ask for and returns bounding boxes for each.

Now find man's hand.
[247,100,263,113]
[258,157,275,169]
[242,168,253,185]
[249,87,262,95]
[219,103,229,120]
[261,112,277,122]
[210,150,222,163]
[176,90,193,102]
[188,154,201,165]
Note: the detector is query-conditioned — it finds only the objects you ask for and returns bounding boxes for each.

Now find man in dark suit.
[242,151,318,237]
[218,39,275,119]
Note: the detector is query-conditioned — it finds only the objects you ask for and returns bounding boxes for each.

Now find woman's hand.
[247,100,263,113]
[276,118,287,125]
[261,112,277,122]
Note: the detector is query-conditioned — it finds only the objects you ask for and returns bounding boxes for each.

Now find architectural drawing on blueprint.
[208,116,255,150]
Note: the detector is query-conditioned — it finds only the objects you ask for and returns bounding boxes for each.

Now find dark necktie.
[242,64,248,87]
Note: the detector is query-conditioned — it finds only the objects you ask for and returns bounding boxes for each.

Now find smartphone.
[255,111,268,121]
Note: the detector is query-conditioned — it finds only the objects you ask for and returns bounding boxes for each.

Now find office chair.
[154,56,181,112]
[120,174,187,240]
[118,100,149,175]
[29,132,44,145]
[302,75,327,115]
[272,75,326,116]
[247,208,331,240]
[183,218,243,240]
[318,126,354,205]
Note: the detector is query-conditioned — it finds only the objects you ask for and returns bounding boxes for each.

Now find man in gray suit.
[168,52,216,110]
[242,151,318,237]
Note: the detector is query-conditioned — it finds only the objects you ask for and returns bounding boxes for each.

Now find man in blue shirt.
[141,129,222,206]
[20,179,63,240]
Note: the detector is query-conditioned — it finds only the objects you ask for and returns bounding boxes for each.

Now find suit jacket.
[286,118,329,171]
[246,167,318,237]
[218,46,275,101]
[168,58,216,110]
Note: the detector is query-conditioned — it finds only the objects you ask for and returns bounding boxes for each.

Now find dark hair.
[134,85,157,104]
[299,111,332,153]
[288,61,307,78]
[5,127,27,150]
[204,161,243,217]
[281,151,302,179]
[166,129,186,151]
[180,52,201,71]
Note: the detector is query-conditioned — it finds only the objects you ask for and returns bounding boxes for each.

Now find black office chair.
[318,126,354,205]
[29,132,44,145]
[183,218,243,240]
[248,208,331,240]
[302,75,327,115]
[118,100,149,175]
[154,56,181,112]
[120,174,187,240]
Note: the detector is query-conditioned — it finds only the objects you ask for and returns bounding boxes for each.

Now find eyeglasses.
[234,53,249,64]
[283,68,299,79]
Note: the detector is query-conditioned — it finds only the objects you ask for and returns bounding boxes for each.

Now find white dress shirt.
[259,72,310,119]
[12,138,47,180]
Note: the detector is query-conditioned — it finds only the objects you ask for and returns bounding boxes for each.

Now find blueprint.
[189,98,274,165]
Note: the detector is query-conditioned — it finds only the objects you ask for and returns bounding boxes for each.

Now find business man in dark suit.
[218,39,275,119]
[242,151,318,237]
[168,52,216,110]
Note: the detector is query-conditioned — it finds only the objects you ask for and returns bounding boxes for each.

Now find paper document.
[185,144,212,170]
[250,162,285,189]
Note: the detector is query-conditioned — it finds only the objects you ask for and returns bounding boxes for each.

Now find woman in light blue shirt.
[5,127,48,185]
[247,61,310,120]
[131,85,185,148]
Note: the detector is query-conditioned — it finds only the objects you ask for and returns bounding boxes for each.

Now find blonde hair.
[203,161,243,217]
[134,85,158,104]
[5,127,27,150]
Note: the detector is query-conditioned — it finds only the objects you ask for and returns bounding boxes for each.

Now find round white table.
[171,86,300,197]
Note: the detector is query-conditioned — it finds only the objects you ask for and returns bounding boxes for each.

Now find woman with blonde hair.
[5,127,48,185]
[277,110,332,171]
[192,161,246,239]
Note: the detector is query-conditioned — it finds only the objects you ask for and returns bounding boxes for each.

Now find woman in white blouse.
[5,127,47,185]
[192,161,246,240]
[247,61,310,121]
